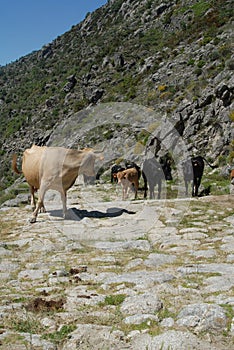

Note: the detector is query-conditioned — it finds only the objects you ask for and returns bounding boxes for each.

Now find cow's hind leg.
[184,180,189,196]
[142,172,148,198]
[30,186,36,211]
[40,203,46,213]
[192,178,200,197]
[30,184,48,223]
[30,186,46,213]
[149,183,155,199]
[123,185,128,200]
[157,180,162,199]
[192,180,198,197]
[60,190,67,219]
[134,182,138,199]
[196,176,202,196]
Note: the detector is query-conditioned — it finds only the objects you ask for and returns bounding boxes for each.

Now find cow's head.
[80,150,103,177]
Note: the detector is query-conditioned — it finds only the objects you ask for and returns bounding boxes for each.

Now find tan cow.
[12,145,103,223]
[117,167,139,200]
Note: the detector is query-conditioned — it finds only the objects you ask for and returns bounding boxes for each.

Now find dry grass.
[0,211,22,239]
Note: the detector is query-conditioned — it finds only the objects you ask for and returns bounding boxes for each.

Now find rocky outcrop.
[63,74,77,93]
[0,0,233,190]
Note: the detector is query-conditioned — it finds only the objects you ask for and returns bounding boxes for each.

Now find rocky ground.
[0,180,234,350]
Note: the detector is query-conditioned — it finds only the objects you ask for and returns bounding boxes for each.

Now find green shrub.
[43,324,76,344]
[102,294,126,306]
[191,1,210,17]
[197,60,206,68]
[187,59,195,66]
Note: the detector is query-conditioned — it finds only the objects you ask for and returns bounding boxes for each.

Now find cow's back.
[125,168,138,183]
[44,147,98,191]
[23,145,99,191]
[31,147,78,192]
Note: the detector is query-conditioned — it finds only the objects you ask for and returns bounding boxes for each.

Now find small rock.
[124,313,159,325]
[121,292,162,315]
[177,303,227,332]
[160,317,175,328]
[144,253,176,267]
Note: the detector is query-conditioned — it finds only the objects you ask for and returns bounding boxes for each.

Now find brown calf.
[117,167,139,200]
[231,169,234,184]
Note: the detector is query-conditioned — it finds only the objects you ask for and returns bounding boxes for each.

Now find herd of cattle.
[12,144,231,223]
[111,157,172,200]
[111,155,216,200]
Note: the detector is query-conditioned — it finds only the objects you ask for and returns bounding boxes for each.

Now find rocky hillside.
[0,0,233,191]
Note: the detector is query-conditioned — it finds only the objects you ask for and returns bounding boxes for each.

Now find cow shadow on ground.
[49,207,136,221]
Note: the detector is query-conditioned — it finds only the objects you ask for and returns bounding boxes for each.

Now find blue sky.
[0,0,108,66]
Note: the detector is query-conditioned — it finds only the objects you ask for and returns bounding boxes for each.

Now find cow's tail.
[202,157,218,169]
[12,154,22,174]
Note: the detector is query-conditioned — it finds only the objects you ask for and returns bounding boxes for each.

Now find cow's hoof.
[29,217,37,224]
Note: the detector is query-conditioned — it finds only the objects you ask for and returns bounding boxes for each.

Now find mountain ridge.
[0,0,233,190]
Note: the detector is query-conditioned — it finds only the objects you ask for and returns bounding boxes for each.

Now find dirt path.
[0,183,233,349]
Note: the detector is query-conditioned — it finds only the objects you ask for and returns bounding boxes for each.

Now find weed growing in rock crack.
[76,313,115,327]
[175,274,205,290]
[0,333,26,348]
[108,282,135,293]
[11,296,28,304]
[122,319,160,336]
[100,294,126,306]
[42,323,76,345]
[5,311,45,335]
[102,195,113,202]
[136,235,148,241]
[156,307,176,322]
[74,303,125,328]
[220,304,234,335]
[177,216,205,229]
[115,250,149,263]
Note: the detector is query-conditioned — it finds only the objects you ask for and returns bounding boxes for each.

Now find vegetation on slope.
[0,0,233,190]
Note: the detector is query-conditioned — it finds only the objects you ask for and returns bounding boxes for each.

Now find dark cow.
[142,156,172,199]
[182,156,216,197]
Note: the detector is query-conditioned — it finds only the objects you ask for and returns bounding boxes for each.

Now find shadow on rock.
[198,185,211,197]
[49,207,136,221]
